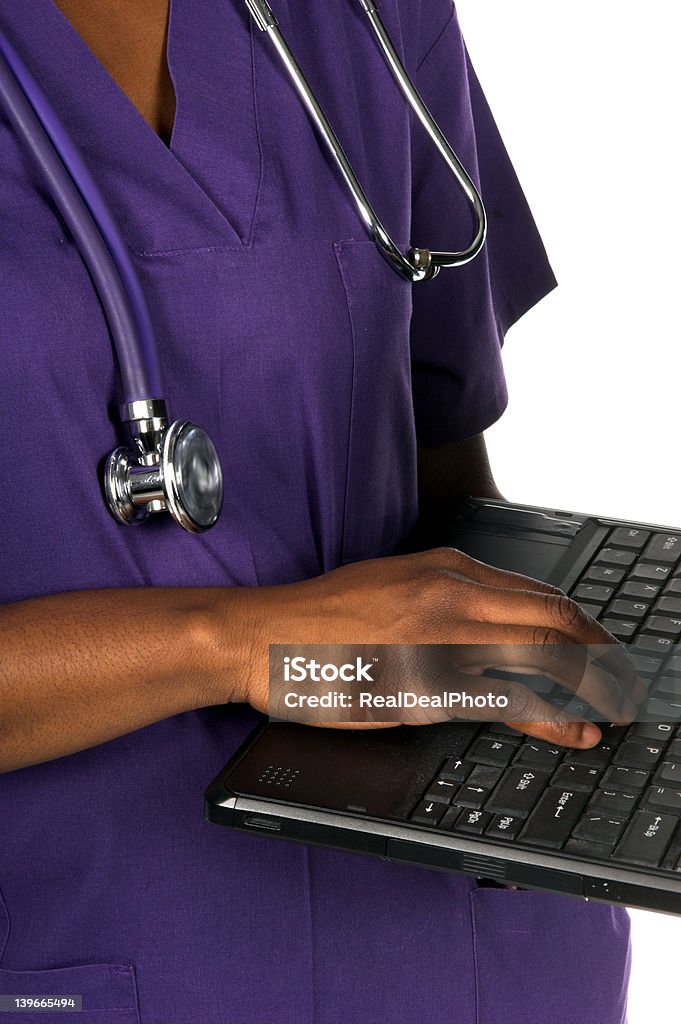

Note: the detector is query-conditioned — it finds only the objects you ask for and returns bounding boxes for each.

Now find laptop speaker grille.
[461,854,507,880]
[257,765,301,788]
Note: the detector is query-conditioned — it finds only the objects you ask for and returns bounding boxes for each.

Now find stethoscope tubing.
[0,30,162,405]
[0,5,489,533]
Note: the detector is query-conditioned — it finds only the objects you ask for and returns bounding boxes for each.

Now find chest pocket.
[334,239,417,563]
[0,963,139,1024]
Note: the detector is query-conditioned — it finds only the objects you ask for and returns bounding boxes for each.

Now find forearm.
[0,586,251,773]
[417,433,504,508]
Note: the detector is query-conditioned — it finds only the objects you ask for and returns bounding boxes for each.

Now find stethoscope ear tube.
[0,31,224,532]
[245,0,487,282]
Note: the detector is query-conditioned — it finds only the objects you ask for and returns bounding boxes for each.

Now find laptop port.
[242,816,282,832]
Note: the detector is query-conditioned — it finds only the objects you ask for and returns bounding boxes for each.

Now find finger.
[423,547,563,595]
[444,632,638,725]
[457,588,646,702]
[505,719,603,748]
[453,676,598,747]
[379,670,600,746]
[422,548,643,696]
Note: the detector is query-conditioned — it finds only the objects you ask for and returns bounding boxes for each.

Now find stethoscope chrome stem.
[105,401,224,533]
[245,0,487,282]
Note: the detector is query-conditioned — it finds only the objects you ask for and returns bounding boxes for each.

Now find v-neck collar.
[1,0,263,253]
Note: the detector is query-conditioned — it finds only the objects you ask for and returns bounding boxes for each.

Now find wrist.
[194,586,266,709]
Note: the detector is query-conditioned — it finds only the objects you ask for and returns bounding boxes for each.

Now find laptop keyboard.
[409,525,681,874]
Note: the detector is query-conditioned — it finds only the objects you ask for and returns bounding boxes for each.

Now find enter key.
[519,789,590,849]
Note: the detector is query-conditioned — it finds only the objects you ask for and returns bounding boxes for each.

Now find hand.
[232,548,646,746]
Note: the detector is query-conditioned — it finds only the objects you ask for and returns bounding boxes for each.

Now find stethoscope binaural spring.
[0,1,487,534]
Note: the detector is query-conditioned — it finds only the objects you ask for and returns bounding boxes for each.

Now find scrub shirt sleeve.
[409,2,558,447]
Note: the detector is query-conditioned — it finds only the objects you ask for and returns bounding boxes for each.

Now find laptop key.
[630,564,673,584]
[641,697,681,722]
[588,789,639,817]
[629,654,663,678]
[467,764,504,790]
[613,741,665,770]
[514,742,564,771]
[424,778,460,804]
[572,584,615,604]
[640,787,681,813]
[599,724,629,745]
[643,534,681,564]
[606,600,649,622]
[651,677,681,700]
[411,800,446,826]
[564,838,615,860]
[596,548,636,568]
[519,789,589,848]
[665,580,681,597]
[600,619,637,641]
[451,808,493,835]
[565,744,615,769]
[655,597,681,617]
[436,806,459,830]
[629,721,675,742]
[456,784,497,810]
[439,758,474,783]
[485,767,552,817]
[610,528,650,551]
[613,811,677,866]
[651,761,679,782]
[641,616,681,638]
[485,814,523,840]
[600,766,650,793]
[571,814,627,846]
[468,738,517,767]
[485,724,523,742]
[667,739,681,760]
[620,582,662,601]
[665,656,681,676]
[631,636,675,658]
[550,764,603,791]
[661,832,681,871]
[584,567,625,585]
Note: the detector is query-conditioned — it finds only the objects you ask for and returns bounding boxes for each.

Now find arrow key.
[410,800,446,826]
[439,758,474,784]
[424,778,460,804]
[455,784,497,810]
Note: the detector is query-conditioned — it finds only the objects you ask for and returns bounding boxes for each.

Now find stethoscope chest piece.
[104,402,224,533]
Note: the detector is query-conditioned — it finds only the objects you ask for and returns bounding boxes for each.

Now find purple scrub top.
[0,2,630,1022]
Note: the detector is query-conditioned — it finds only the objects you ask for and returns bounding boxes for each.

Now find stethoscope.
[0,0,487,534]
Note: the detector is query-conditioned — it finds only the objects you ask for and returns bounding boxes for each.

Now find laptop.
[205,498,681,915]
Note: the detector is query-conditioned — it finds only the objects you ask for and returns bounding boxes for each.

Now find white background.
[454,1,681,1020]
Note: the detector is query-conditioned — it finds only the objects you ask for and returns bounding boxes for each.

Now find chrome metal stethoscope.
[0,0,487,534]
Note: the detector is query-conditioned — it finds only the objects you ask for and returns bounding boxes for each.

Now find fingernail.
[580,723,602,746]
